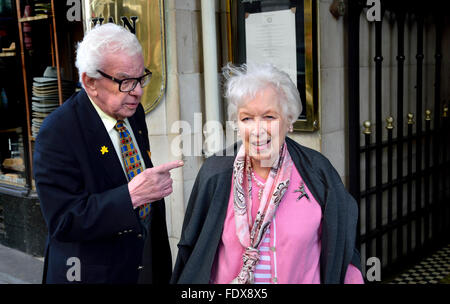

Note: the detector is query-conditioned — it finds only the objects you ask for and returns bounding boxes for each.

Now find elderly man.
[33,23,182,284]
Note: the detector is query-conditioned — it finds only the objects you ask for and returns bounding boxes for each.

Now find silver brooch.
[294,182,309,201]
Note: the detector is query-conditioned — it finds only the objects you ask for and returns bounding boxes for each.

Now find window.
[0,0,27,187]
[227,0,319,131]
[0,0,82,192]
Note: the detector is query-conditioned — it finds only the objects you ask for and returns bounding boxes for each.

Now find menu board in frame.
[82,0,166,114]
[227,0,319,131]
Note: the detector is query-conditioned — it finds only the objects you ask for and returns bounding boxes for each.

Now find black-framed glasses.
[96,68,152,92]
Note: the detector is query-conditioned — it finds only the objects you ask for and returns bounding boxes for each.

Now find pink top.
[210,165,364,284]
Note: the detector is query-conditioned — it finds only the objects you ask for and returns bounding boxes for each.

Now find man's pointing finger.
[154,160,184,173]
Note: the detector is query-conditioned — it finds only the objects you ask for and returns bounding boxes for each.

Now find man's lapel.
[75,90,128,187]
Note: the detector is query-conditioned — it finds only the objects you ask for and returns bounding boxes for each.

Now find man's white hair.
[223,63,302,126]
[75,23,143,87]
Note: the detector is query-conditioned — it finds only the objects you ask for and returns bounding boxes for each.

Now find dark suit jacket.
[33,89,171,284]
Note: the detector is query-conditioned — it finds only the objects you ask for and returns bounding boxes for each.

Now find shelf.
[11,0,61,190]
[2,166,25,172]
[18,14,49,22]
[0,127,22,134]
[0,173,26,186]
[0,52,16,57]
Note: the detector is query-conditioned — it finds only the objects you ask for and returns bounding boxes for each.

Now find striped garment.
[254,227,274,284]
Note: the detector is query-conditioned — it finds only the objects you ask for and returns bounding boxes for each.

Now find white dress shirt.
[88,95,147,179]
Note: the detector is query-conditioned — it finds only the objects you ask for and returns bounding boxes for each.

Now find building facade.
[0,0,449,280]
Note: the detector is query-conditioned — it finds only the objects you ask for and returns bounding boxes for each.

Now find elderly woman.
[171,63,363,284]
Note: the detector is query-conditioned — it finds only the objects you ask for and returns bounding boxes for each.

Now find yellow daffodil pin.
[100,146,109,155]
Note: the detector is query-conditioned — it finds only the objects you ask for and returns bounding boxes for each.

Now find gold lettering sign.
[82,0,166,113]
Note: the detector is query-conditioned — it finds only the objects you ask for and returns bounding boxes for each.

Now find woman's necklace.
[251,170,266,201]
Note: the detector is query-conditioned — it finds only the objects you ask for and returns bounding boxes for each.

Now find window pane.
[0,126,27,187]
[0,8,27,187]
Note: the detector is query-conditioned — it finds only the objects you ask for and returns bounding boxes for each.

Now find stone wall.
[0,193,46,257]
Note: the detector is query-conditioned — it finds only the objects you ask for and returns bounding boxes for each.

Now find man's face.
[90,51,145,120]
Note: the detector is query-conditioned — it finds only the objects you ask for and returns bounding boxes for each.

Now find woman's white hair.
[223,62,302,126]
[75,23,143,87]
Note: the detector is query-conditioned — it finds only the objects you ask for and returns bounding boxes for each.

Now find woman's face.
[237,86,289,168]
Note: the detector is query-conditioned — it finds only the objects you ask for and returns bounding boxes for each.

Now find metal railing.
[347,0,450,279]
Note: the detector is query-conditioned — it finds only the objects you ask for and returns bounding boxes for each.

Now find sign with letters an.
[81,0,166,114]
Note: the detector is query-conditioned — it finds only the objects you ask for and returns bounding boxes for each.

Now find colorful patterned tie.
[114,120,150,219]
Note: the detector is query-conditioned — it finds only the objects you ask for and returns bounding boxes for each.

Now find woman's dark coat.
[171,137,362,284]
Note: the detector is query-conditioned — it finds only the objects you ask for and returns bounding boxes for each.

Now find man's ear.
[82,73,98,97]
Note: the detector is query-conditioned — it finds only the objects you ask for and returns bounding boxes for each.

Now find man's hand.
[128,160,184,208]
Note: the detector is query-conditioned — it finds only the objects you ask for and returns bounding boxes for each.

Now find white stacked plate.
[31,76,75,137]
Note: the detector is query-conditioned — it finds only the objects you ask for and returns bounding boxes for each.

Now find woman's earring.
[289,125,294,132]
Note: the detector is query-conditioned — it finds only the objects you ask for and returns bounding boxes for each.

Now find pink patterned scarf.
[231,142,293,284]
